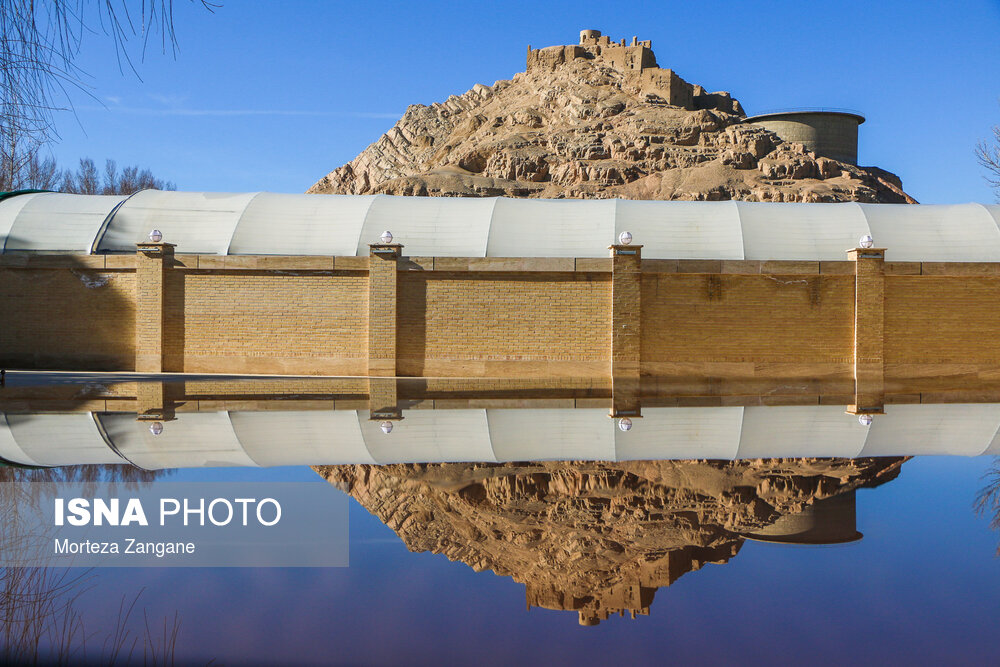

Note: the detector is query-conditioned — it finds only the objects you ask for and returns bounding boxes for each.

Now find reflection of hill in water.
[317,458,904,625]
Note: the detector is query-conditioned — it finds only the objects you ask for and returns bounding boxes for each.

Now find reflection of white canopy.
[2,404,999,469]
[2,191,1000,261]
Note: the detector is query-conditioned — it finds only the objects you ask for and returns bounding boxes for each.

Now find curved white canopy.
[2,191,1000,261]
[2,404,998,469]
[1,193,127,253]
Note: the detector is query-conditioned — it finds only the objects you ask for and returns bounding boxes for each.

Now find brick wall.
[886,275,1000,371]
[0,267,134,369]
[2,254,1000,384]
[397,271,611,377]
[641,273,856,380]
[163,270,368,375]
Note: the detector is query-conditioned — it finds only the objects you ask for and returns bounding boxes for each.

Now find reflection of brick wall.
[181,378,369,397]
[4,252,1000,385]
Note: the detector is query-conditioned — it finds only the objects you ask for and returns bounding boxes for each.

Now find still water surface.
[1,375,998,665]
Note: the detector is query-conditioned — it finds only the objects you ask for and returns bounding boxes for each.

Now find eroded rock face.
[316,457,905,625]
[309,39,914,203]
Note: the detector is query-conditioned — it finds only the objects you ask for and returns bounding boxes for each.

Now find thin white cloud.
[147,92,189,107]
[77,105,400,119]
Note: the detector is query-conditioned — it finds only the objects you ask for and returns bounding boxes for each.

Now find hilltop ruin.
[309,30,913,203]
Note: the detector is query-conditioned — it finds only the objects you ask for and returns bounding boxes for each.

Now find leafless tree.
[1,148,175,194]
[1,1,216,150]
[60,157,175,194]
[976,124,1000,202]
[1,2,200,193]
[976,457,1000,555]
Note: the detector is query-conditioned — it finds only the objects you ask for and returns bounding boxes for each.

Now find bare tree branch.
[975,457,1000,555]
[0,465,185,664]
[976,123,1000,202]
[1,1,217,148]
[1,139,176,193]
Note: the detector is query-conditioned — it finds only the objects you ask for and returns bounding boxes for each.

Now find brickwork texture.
[2,251,999,387]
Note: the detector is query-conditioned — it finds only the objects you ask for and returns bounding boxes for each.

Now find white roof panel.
[4,413,122,466]
[738,202,870,261]
[615,407,743,460]
[862,203,1000,262]
[7,193,125,253]
[231,193,373,256]
[487,198,615,258]
[737,405,867,459]
[0,414,41,466]
[361,409,494,464]
[859,404,1000,456]
[983,422,1000,455]
[616,200,743,259]
[983,204,1000,234]
[0,192,44,252]
[97,190,259,254]
[357,195,495,256]
[487,409,615,461]
[100,412,258,469]
[229,410,375,465]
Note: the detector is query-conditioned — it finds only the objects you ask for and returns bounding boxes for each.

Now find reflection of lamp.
[148,229,163,243]
[859,234,874,249]
[858,414,873,426]
[380,231,393,244]
[380,421,393,434]
[149,422,164,436]
[618,417,632,432]
[618,231,632,245]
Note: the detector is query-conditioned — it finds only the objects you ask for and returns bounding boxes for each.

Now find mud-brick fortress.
[526,30,740,114]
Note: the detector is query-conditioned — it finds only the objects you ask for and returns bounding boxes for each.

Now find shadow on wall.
[396,265,427,377]
[162,265,184,373]
[0,240,135,371]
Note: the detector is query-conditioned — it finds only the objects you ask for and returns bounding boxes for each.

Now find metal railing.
[745,107,865,119]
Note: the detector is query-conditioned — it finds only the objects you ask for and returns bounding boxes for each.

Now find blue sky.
[45,0,1000,203]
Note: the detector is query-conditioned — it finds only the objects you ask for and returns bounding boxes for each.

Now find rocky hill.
[309,32,915,203]
[316,457,905,625]
[311,31,915,626]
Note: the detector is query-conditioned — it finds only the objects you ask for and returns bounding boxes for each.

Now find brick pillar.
[368,377,402,421]
[135,380,175,421]
[135,242,174,373]
[847,247,885,414]
[368,243,402,377]
[610,244,642,417]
